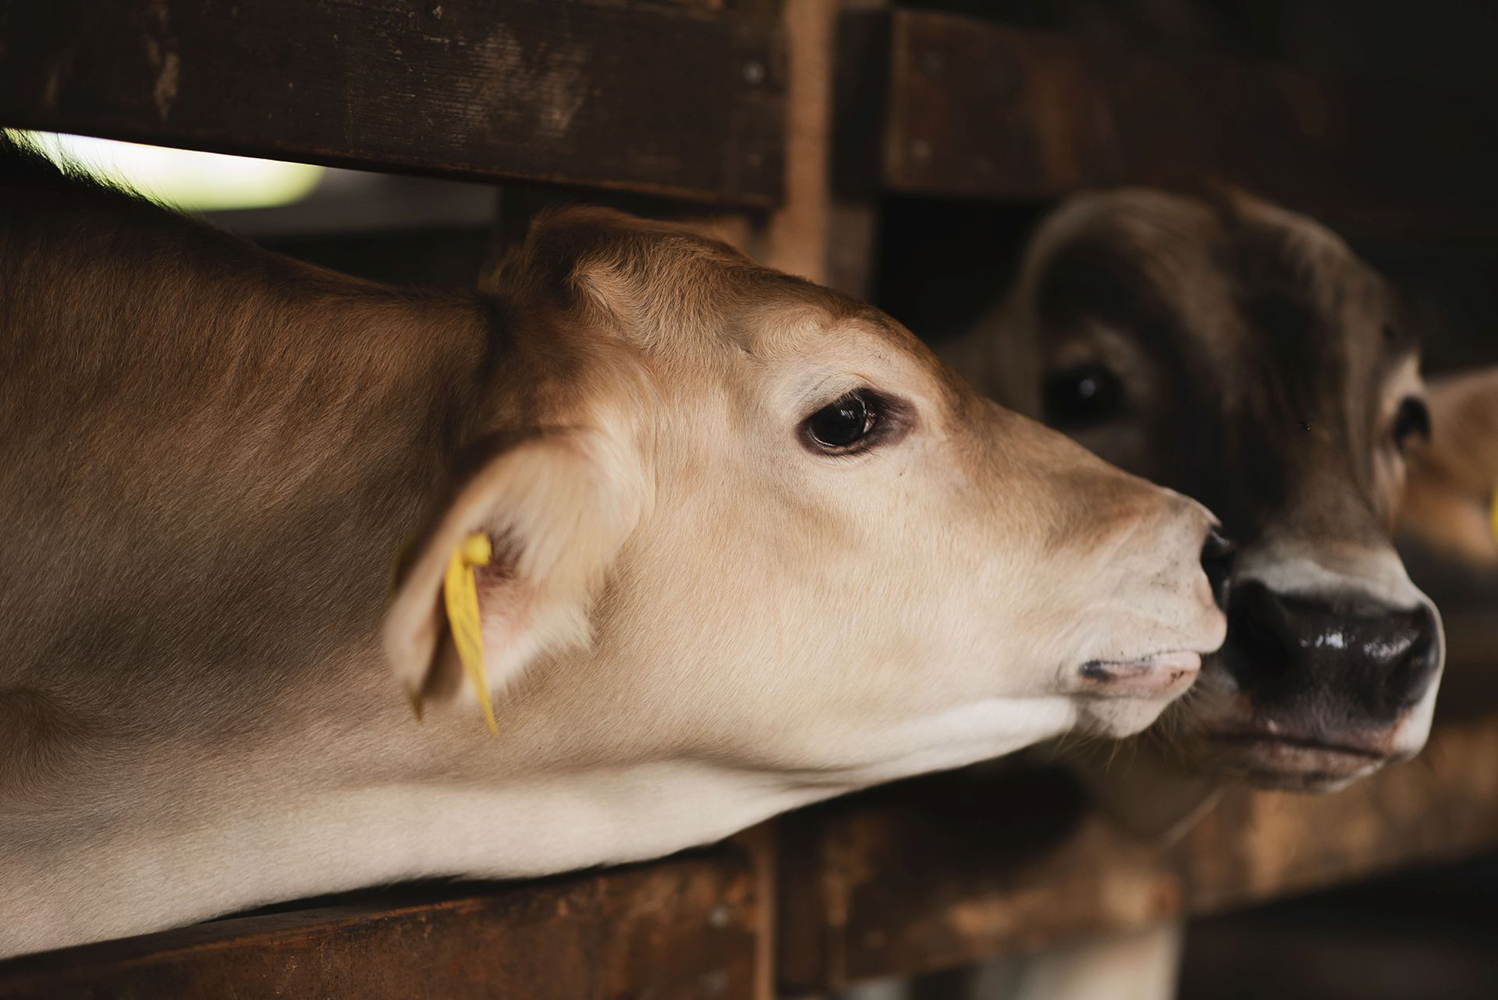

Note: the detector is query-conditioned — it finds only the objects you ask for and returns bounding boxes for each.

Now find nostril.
[1200,529,1235,611]
[1230,602,1295,679]
[1382,605,1443,708]
[1221,580,1298,695]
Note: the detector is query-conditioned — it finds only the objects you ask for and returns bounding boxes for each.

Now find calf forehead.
[679,273,962,413]
[1039,194,1391,393]
[1216,210,1393,403]
[1033,193,1408,535]
[1205,212,1411,526]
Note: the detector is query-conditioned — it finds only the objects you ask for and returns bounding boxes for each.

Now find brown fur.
[953,187,1441,795]
[1,137,484,797]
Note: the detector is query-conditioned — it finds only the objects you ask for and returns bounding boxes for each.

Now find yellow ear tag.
[444,532,499,735]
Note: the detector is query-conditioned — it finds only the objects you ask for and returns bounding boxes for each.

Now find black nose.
[1223,580,1442,717]
[1200,529,1235,611]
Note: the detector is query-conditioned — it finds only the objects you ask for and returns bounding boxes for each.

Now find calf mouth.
[1204,730,1390,793]
[1069,650,1211,739]
[1077,650,1203,699]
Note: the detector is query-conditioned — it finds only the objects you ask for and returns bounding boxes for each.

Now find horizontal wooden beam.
[776,703,1498,992]
[0,847,761,1000]
[0,0,785,206]
[848,8,1498,237]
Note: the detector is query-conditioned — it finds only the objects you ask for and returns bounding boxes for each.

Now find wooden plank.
[0,0,784,206]
[0,847,761,1000]
[856,8,1498,236]
[489,0,866,285]
[760,0,836,285]
[776,710,1498,991]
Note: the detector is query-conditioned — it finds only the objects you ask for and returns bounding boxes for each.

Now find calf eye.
[804,390,879,453]
[1042,363,1124,427]
[1391,396,1431,450]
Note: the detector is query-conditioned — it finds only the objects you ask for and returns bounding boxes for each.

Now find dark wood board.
[776,710,1498,992]
[0,846,761,1000]
[0,0,785,206]
[859,8,1498,237]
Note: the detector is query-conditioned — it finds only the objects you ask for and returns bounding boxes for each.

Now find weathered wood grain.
[854,8,1498,236]
[0,0,785,206]
[0,847,761,1000]
[776,710,1498,991]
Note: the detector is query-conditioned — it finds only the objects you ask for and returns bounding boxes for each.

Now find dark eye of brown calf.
[1041,363,1125,429]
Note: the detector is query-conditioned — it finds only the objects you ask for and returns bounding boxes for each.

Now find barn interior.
[3,2,1497,998]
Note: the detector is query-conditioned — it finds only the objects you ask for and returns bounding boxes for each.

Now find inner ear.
[383,429,647,723]
[417,540,529,707]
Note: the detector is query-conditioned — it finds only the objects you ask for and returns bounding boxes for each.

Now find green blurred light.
[18,131,323,211]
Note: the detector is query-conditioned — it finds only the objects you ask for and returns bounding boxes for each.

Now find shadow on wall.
[1178,847,1498,1000]
[874,192,1498,384]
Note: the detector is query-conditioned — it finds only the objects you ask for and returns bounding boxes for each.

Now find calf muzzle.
[1224,580,1441,717]
[1205,579,1443,789]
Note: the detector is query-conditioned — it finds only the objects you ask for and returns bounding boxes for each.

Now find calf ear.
[1401,367,1498,566]
[384,429,647,721]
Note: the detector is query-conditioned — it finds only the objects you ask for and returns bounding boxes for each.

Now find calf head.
[963,190,1443,792]
[384,208,1228,788]
[1400,367,1498,569]
[0,145,1235,953]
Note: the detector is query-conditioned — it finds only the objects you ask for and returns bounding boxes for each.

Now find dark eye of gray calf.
[1042,363,1125,428]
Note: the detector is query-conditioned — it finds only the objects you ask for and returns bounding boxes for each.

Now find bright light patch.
[17,132,323,211]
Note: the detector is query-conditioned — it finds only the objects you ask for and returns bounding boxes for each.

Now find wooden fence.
[2,3,1495,998]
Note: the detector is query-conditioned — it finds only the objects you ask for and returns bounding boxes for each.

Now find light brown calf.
[0,140,1226,956]
[1400,367,1498,568]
